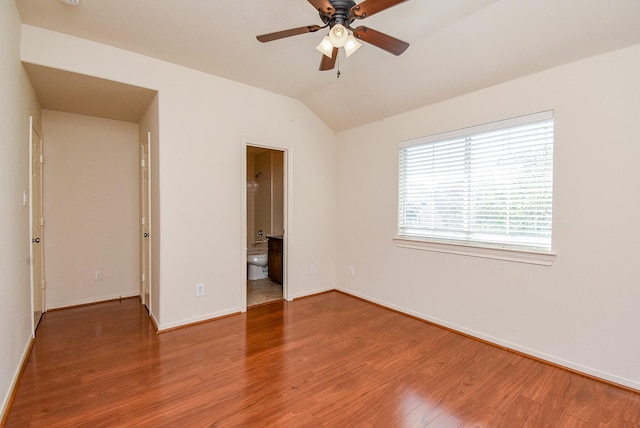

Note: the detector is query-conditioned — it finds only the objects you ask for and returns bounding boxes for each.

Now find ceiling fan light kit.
[316,36,335,57]
[257,0,410,71]
[328,24,349,47]
[343,34,362,57]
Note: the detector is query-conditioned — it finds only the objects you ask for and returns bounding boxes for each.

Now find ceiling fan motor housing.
[320,0,357,28]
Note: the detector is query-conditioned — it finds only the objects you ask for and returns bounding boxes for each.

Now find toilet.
[247,249,268,280]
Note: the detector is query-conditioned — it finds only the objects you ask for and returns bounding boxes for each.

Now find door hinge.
[39,154,44,164]
[141,273,145,282]
[141,159,146,168]
[141,216,145,225]
[40,217,45,227]
[41,279,46,288]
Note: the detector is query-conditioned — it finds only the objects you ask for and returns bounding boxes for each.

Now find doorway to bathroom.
[246,145,285,307]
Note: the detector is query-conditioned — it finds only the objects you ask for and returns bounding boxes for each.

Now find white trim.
[46,291,140,310]
[284,148,293,302]
[28,117,46,335]
[157,307,241,331]
[28,116,35,336]
[145,131,153,318]
[393,237,557,266]
[0,336,33,421]
[139,131,153,319]
[150,311,160,332]
[241,140,248,312]
[292,286,334,300]
[400,110,554,148]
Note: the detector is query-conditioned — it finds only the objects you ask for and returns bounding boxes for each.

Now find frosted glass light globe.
[328,24,349,48]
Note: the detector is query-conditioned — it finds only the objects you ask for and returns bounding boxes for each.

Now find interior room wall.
[0,1,42,418]
[21,25,337,329]
[42,110,140,308]
[335,44,640,390]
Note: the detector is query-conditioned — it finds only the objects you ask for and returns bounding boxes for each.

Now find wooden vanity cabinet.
[268,237,283,284]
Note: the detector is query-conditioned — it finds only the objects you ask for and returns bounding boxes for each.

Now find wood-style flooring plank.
[5,291,640,427]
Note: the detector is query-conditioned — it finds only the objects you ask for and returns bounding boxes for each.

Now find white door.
[140,132,151,312]
[29,117,45,333]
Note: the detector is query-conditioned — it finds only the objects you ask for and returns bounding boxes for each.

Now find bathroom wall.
[247,147,284,251]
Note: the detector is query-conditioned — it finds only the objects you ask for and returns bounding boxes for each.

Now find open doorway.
[246,145,285,307]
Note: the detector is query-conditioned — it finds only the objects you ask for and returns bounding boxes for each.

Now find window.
[398,111,554,254]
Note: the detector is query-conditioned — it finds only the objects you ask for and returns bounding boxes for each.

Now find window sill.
[393,237,557,266]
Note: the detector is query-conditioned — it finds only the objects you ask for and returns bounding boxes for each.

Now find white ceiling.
[15,0,640,131]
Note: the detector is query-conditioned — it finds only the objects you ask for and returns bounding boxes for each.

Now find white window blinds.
[398,111,554,251]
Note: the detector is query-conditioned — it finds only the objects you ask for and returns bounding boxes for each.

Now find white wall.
[336,44,640,390]
[21,25,337,329]
[0,1,41,419]
[42,110,139,308]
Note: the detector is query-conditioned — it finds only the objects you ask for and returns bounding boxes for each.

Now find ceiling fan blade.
[351,0,409,19]
[308,0,335,15]
[319,47,339,71]
[352,26,409,55]
[257,25,322,43]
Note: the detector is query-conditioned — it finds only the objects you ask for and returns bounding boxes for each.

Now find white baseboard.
[157,307,241,332]
[149,311,160,331]
[1,334,33,423]
[47,291,140,310]
[292,285,334,300]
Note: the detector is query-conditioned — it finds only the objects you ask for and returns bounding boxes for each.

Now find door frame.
[241,138,291,312]
[140,131,152,313]
[28,116,45,335]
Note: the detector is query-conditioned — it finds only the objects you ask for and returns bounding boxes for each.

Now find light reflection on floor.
[401,390,460,427]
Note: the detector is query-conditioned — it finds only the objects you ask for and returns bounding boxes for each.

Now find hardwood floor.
[5,291,640,427]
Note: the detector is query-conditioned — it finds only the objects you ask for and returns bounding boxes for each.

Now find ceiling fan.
[256,0,410,71]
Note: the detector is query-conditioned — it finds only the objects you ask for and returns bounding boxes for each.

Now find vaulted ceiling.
[15,0,640,131]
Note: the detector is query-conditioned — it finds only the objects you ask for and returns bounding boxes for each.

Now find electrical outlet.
[95,271,103,281]
[348,266,355,276]
[195,283,205,297]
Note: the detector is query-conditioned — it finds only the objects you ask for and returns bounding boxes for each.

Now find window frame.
[396,111,557,266]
